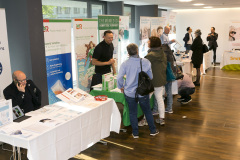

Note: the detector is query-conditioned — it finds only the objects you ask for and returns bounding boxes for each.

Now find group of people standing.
[183,27,218,86]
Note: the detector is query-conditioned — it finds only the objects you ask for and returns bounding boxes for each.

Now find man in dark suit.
[3,70,41,113]
[207,27,218,65]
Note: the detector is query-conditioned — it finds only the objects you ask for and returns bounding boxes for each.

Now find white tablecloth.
[220,51,240,69]
[0,97,121,160]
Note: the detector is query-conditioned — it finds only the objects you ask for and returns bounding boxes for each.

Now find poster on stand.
[98,15,119,71]
[0,99,13,128]
[73,19,98,92]
[43,19,73,104]
[229,22,240,50]
[139,17,166,57]
[0,9,12,100]
[118,16,129,70]
[139,17,151,58]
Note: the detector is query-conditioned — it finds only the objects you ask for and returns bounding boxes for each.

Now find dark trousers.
[90,73,103,91]
[178,87,195,100]
[213,47,217,63]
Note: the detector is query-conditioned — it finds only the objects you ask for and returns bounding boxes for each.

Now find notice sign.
[0,9,12,99]
[43,19,73,104]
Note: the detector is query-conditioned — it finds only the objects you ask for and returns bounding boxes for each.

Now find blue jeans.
[165,81,173,111]
[125,94,156,136]
[185,44,191,54]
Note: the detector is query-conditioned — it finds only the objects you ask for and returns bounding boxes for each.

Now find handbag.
[202,44,209,53]
[135,59,154,100]
[175,65,184,80]
[166,62,176,81]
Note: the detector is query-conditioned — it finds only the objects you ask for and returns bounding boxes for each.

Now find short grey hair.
[127,43,138,56]
[195,29,202,36]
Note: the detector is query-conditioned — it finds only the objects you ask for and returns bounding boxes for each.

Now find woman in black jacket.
[183,27,193,54]
[191,29,203,86]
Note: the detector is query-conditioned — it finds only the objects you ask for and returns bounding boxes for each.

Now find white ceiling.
[101,0,240,10]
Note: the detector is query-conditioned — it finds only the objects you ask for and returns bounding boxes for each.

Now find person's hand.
[108,58,115,65]
[120,87,124,93]
[171,39,176,42]
[17,83,26,92]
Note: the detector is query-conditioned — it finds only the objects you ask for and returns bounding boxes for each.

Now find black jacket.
[183,33,193,47]
[191,36,203,67]
[207,32,218,48]
[3,80,41,113]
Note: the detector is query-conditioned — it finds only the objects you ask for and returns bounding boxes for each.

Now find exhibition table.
[90,90,155,126]
[220,51,240,70]
[176,51,212,75]
[0,97,121,160]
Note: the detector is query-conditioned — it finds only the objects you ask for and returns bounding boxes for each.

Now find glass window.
[42,0,87,19]
[91,4,103,18]
[124,6,131,27]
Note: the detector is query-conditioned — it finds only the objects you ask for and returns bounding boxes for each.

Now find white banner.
[229,22,240,50]
[118,16,130,70]
[43,19,73,104]
[139,17,165,57]
[73,19,98,92]
[0,9,12,100]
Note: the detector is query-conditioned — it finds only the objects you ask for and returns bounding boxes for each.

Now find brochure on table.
[0,99,13,128]
[56,88,90,103]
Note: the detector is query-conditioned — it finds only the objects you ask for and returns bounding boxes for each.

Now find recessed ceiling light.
[178,0,192,2]
[193,3,205,6]
[204,6,213,8]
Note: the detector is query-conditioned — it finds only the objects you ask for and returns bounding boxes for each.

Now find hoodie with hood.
[145,47,167,87]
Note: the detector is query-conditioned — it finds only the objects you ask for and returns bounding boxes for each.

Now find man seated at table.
[3,70,41,113]
[177,67,195,104]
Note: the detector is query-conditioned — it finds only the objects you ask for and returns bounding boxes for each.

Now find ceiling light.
[178,0,192,2]
[193,3,205,6]
[204,6,213,9]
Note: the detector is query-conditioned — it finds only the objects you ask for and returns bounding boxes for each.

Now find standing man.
[3,70,41,113]
[207,27,218,65]
[160,26,175,48]
[160,26,175,114]
[90,30,116,89]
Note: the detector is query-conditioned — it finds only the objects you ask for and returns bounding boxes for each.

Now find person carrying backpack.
[117,43,159,139]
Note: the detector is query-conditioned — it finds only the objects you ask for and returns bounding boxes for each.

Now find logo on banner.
[76,24,82,29]
[0,62,2,75]
[44,26,49,32]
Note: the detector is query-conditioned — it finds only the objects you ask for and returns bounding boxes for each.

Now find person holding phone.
[3,70,41,113]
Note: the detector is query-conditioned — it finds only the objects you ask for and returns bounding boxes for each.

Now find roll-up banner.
[0,9,12,100]
[43,19,73,104]
[73,19,98,92]
[229,22,240,50]
[139,17,165,57]
[118,16,130,70]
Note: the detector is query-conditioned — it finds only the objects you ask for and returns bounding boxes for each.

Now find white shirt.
[187,33,193,44]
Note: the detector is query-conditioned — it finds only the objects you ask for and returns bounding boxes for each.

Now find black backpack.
[135,58,154,101]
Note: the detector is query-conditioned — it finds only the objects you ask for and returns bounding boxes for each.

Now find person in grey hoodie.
[145,36,167,125]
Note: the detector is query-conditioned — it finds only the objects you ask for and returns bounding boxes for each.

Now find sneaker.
[155,119,165,125]
[138,119,148,127]
[165,109,173,114]
[177,97,185,102]
[132,134,139,139]
[150,130,159,136]
[152,110,159,115]
[181,99,192,104]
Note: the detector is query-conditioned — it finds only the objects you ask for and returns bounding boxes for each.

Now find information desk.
[0,97,121,160]
[90,90,155,126]
[220,51,240,70]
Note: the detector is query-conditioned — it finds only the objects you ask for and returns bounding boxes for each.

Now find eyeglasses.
[17,78,27,83]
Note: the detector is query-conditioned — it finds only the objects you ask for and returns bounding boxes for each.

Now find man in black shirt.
[90,30,116,89]
[3,70,41,113]
[207,27,218,65]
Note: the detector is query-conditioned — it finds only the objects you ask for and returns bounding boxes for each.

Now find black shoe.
[177,97,185,102]
[181,98,192,104]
